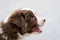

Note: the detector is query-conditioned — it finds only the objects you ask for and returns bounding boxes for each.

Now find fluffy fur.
[0,8,45,40]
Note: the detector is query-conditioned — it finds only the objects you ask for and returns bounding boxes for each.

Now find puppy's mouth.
[32,27,42,33]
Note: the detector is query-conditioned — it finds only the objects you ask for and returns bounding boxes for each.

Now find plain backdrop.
[0,0,60,40]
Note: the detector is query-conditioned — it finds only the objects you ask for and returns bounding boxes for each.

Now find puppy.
[0,8,46,40]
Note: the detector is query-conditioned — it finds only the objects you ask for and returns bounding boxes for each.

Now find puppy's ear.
[25,11,37,27]
[8,10,25,27]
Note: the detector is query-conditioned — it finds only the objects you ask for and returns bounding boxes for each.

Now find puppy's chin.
[21,28,42,40]
[22,28,42,37]
[17,32,40,40]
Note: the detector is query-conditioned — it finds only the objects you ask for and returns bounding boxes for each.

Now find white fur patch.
[2,35,8,40]
[3,17,9,23]
[36,16,45,27]
[17,32,40,40]
[21,8,35,14]
[0,28,3,34]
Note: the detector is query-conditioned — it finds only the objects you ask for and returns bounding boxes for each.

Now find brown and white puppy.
[0,8,46,40]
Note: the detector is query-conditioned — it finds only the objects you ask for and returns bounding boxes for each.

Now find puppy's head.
[4,9,46,35]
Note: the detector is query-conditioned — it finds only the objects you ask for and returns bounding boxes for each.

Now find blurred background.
[0,0,60,40]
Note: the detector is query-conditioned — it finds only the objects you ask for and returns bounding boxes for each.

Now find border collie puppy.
[0,8,46,40]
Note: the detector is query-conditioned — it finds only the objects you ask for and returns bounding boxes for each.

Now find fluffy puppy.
[0,8,46,40]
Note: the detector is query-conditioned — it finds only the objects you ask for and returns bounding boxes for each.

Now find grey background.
[0,0,60,40]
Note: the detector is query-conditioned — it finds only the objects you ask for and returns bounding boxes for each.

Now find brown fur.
[0,10,39,40]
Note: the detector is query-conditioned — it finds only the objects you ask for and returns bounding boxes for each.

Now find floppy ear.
[8,11,25,28]
[25,11,37,27]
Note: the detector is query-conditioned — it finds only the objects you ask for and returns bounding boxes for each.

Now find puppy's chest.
[0,28,21,40]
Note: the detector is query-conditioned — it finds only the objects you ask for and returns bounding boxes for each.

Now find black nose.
[43,19,46,22]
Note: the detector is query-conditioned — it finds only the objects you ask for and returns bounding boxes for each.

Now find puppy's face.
[5,10,45,35]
